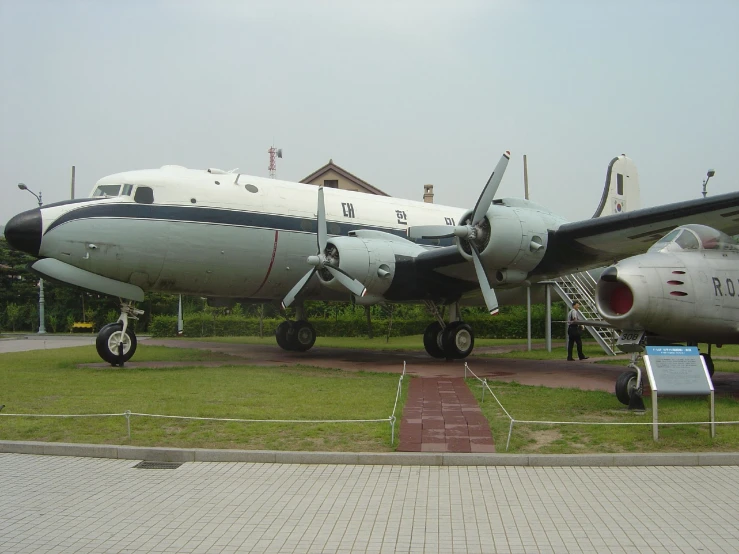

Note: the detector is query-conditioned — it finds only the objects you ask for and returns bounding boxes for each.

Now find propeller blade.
[281,268,316,309]
[317,186,327,253]
[471,150,511,225]
[470,244,499,315]
[326,266,367,298]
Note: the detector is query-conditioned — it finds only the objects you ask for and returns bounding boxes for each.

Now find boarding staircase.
[550,271,620,356]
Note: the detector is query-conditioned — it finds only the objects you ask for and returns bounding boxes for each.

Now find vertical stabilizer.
[592,155,640,218]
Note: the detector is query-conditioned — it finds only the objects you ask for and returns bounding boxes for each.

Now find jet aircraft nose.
[4,208,42,257]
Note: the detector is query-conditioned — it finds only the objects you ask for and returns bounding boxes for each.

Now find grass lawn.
[2,338,736,454]
[0,346,407,452]
[469,379,739,453]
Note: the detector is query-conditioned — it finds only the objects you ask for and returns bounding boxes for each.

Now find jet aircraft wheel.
[96,322,137,366]
[423,322,445,359]
[700,353,715,377]
[290,320,316,352]
[275,321,293,351]
[441,322,475,360]
[615,370,642,406]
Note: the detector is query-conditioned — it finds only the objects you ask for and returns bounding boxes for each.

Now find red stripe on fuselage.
[253,230,279,296]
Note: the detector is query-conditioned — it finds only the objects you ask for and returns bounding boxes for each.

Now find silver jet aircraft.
[595,224,739,404]
[5,152,739,365]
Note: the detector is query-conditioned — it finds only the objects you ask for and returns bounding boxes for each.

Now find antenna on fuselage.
[268,145,283,178]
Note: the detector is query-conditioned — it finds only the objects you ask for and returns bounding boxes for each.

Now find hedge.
[149,309,568,340]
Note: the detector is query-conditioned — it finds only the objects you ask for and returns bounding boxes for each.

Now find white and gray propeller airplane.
[5,151,739,366]
[595,223,739,404]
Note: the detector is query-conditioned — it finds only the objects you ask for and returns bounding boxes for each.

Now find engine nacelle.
[316,234,415,300]
[458,204,548,276]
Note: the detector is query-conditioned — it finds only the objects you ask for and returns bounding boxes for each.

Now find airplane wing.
[409,191,739,285]
[532,191,739,277]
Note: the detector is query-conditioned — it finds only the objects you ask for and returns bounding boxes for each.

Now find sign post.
[643,346,714,440]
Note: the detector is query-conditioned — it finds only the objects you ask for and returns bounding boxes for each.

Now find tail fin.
[592,154,640,218]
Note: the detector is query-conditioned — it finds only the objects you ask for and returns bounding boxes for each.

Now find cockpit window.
[674,230,699,250]
[648,224,739,253]
[134,186,154,204]
[122,184,134,196]
[93,184,121,197]
[653,229,681,245]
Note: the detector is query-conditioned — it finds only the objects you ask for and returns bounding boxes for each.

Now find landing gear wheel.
[423,322,445,358]
[96,322,137,366]
[441,322,475,360]
[290,320,316,352]
[275,321,293,351]
[615,370,642,405]
[700,353,715,377]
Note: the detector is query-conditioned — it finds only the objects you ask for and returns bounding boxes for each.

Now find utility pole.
[70,165,76,199]
[523,154,529,200]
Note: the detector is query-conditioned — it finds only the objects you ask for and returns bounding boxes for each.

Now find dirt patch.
[530,429,562,449]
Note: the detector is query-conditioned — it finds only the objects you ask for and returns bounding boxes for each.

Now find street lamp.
[17,183,45,334]
[701,169,716,198]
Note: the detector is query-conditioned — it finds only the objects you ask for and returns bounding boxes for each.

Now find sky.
[1,0,738,226]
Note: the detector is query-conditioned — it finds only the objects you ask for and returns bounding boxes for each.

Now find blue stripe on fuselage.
[44,202,454,247]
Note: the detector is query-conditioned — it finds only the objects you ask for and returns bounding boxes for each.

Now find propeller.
[407,150,511,315]
[281,186,367,309]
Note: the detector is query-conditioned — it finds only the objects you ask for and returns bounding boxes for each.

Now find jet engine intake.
[596,279,635,318]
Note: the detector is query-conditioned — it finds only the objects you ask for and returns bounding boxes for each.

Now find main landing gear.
[275,303,317,352]
[96,301,144,366]
[422,302,475,360]
[275,320,317,352]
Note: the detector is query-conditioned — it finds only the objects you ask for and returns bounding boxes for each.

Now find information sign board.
[643,346,715,440]
[644,346,713,395]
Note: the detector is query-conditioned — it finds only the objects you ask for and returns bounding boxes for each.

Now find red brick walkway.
[397,377,495,453]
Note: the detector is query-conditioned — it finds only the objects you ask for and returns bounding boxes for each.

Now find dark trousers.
[567,326,585,359]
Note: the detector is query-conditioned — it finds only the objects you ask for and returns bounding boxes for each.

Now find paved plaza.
[1,453,738,553]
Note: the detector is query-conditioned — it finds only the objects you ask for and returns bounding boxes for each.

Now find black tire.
[700,353,715,377]
[95,322,137,365]
[615,370,642,405]
[275,321,293,351]
[442,322,475,360]
[290,320,316,352]
[423,322,445,358]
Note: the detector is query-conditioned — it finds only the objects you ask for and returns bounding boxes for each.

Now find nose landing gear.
[96,301,144,366]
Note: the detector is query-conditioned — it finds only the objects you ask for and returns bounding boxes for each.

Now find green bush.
[149,305,567,339]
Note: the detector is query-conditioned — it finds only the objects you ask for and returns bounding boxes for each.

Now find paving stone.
[398,377,495,453]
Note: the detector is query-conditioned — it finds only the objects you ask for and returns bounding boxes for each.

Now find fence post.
[506,420,514,451]
[481,378,487,403]
[125,410,131,439]
[390,416,396,445]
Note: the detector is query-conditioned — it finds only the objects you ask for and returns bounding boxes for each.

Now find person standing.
[567,302,589,361]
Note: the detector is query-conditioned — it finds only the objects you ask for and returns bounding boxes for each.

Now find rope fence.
[464,362,739,451]
[0,362,408,446]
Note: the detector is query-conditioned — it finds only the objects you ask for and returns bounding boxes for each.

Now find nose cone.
[4,208,42,257]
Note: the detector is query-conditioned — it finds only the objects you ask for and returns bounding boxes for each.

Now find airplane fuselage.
[31,166,565,304]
